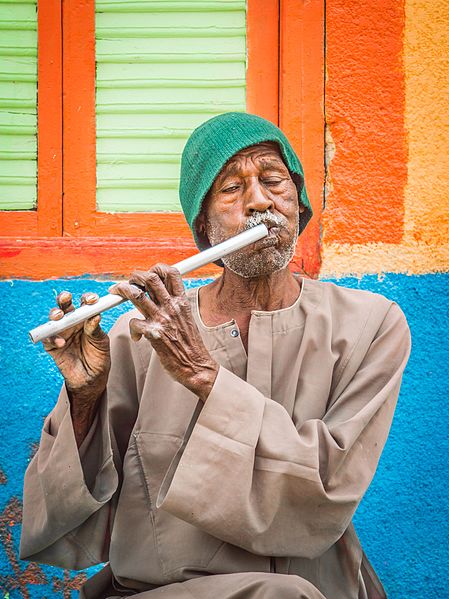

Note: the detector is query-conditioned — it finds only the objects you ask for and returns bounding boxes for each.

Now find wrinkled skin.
[194,141,304,349]
[42,291,110,446]
[42,141,303,446]
[197,142,304,279]
[108,265,218,402]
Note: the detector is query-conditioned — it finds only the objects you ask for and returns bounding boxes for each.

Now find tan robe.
[20,276,411,599]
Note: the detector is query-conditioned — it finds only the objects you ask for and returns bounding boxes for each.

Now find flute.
[29,224,269,344]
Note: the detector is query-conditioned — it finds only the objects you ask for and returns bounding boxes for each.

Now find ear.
[196,210,207,235]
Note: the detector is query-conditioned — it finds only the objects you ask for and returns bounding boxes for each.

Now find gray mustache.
[243,211,287,231]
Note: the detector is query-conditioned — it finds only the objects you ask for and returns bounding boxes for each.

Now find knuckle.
[134,289,147,302]
[49,307,63,320]
[57,291,71,303]
[160,314,171,327]
[170,299,183,314]
[148,264,168,276]
[146,272,159,280]
[175,296,189,309]
[114,282,127,295]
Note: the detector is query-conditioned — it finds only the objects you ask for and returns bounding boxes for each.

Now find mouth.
[266,225,280,237]
[251,226,280,249]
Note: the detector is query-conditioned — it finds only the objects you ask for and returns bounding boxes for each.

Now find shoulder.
[303,277,407,331]
[306,277,389,309]
[302,279,410,376]
[321,279,408,331]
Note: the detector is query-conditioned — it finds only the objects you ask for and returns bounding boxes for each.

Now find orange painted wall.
[324,0,407,245]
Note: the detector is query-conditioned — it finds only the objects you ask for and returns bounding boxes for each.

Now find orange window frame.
[62,0,280,238]
[0,0,324,280]
[0,0,62,237]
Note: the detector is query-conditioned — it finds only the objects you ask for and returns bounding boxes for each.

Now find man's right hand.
[42,290,111,446]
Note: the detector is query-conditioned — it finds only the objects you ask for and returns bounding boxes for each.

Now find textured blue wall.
[0,273,448,598]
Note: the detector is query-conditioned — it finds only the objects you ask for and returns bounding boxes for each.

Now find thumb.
[83,314,105,339]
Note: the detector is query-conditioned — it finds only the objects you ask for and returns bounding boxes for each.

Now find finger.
[83,314,105,339]
[42,336,66,351]
[129,318,162,342]
[80,292,99,306]
[150,264,185,297]
[56,291,75,314]
[129,318,144,342]
[48,307,64,321]
[130,270,171,306]
[46,307,75,345]
[128,271,154,298]
[108,282,157,318]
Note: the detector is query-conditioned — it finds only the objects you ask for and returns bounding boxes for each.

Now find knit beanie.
[179,112,313,251]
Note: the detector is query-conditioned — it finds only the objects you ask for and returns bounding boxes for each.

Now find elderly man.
[20,112,411,598]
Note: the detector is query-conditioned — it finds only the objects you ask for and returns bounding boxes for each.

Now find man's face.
[197,142,305,278]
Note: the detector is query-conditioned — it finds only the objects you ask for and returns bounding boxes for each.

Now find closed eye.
[221,184,240,193]
[262,178,283,185]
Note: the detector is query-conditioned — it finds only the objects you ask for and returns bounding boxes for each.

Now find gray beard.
[206,210,299,279]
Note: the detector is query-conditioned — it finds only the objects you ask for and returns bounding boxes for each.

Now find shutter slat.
[0,0,37,211]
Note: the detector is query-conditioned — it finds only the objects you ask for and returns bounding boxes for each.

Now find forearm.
[67,385,105,447]
[158,341,409,559]
[20,383,118,567]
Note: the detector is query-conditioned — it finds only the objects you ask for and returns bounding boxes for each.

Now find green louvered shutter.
[95,0,246,212]
[0,0,37,210]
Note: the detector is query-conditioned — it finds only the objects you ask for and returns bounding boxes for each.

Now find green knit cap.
[179,112,313,251]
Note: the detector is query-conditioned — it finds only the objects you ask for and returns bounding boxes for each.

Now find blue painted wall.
[0,273,447,598]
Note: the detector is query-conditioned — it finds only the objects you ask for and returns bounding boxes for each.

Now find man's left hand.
[109,265,218,403]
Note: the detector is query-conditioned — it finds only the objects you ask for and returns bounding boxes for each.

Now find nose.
[244,178,274,214]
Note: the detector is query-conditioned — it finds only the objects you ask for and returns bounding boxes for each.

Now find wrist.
[190,362,219,403]
[66,379,106,403]
[66,385,105,448]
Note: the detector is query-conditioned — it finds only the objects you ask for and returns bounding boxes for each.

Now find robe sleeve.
[19,311,142,570]
[157,301,411,559]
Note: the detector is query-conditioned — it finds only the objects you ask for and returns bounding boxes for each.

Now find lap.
[107,572,326,599]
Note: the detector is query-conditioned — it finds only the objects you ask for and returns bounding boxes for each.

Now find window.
[0,0,323,279]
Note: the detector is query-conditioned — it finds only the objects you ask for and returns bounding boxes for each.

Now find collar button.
[230,329,239,337]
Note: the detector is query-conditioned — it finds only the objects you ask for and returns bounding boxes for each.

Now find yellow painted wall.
[322,0,449,276]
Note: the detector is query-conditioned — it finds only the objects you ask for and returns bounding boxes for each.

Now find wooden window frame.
[0,0,62,237]
[0,0,324,279]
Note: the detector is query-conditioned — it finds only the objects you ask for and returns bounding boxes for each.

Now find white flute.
[29,224,269,344]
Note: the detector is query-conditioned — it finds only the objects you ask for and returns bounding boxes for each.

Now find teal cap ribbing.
[179,112,313,250]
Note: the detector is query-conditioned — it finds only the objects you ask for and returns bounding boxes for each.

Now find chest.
[134,316,338,438]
